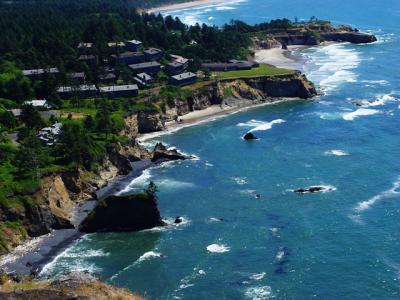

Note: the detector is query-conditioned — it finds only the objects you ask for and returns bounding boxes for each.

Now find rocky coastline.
[0,72,317,278]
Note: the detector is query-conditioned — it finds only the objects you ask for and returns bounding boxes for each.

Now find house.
[128,61,161,75]
[23,99,52,109]
[57,84,97,99]
[78,54,98,65]
[126,40,142,52]
[134,72,154,88]
[165,61,186,75]
[37,122,62,146]
[107,42,126,52]
[99,84,139,98]
[201,60,259,72]
[168,72,197,87]
[144,48,162,61]
[22,68,59,79]
[110,52,145,65]
[99,73,117,84]
[171,55,189,68]
[165,55,189,75]
[9,109,21,117]
[77,43,93,53]
[67,72,86,84]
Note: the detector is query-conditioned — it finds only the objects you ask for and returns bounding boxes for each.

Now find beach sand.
[146,0,232,14]
[254,46,308,70]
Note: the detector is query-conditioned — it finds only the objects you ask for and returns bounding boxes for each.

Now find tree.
[20,105,45,128]
[0,110,17,129]
[145,181,159,199]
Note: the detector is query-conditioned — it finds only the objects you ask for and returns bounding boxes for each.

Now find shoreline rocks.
[79,192,164,233]
[243,132,258,140]
[294,186,335,194]
[151,142,191,163]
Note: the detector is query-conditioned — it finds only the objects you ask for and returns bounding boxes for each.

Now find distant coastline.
[145,0,232,14]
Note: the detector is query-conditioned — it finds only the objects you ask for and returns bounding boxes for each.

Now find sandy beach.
[145,0,232,14]
[254,46,308,71]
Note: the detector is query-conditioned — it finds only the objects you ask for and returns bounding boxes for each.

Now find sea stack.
[243,132,258,140]
[79,192,164,233]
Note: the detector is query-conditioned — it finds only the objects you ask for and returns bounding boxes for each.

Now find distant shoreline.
[144,0,233,14]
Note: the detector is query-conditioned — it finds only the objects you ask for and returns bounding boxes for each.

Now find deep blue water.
[41,1,400,299]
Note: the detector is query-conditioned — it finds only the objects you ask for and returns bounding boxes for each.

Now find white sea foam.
[216,6,235,10]
[361,80,389,86]
[137,251,163,263]
[306,43,360,93]
[342,108,381,121]
[232,176,248,185]
[250,272,266,281]
[208,217,223,223]
[275,250,285,261]
[117,169,152,195]
[354,177,400,213]
[364,94,397,107]
[163,216,191,228]
[245,286,273,299]
[325,149,349,156]
[237,119,285,132]
[156,178,195,189]
[207,244,230,253]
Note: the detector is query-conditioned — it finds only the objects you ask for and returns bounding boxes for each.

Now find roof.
[23,99,50,107]
[136,73,152,80]
[99,85,138,92]
[167,61,183,68]
[171,54,189,65]
[99,73,117,80]
[128,61,161,70]
[107,42,125,47]
[9,109,21,117]
[127,39,142,45]
[67,72,85,79]
[78,43,93,48]
[22,68,59,76]
[78,55,97,60]
[171,72,197,80]
[113,51,144,58]
[144,48,161,54]
[57,85,97,93]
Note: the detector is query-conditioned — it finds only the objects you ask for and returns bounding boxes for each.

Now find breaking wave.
[237,119,286,132]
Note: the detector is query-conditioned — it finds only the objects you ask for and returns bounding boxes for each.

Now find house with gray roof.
[99,84,139,98]
[128,61,161,75]
[169,72,197,87]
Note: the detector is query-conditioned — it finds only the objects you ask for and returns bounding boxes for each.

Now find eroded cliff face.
[165,73,316,117]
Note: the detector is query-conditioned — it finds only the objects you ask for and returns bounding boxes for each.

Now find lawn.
[216,64,294,80]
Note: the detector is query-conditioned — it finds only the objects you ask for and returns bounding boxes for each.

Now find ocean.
[40,0,400,299]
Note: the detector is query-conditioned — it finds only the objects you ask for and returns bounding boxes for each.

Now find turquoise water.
[41,1,400,299]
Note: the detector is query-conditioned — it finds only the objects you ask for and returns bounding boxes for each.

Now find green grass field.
[216,64,294,80]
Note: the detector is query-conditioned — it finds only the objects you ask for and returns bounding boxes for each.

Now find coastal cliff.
[164,73,316,118]
[0,73,316,257]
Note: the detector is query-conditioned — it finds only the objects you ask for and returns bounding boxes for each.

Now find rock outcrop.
[79,192,164,233]
[137,111,164,133]
[151,143,189,163]
[0,272,143,299]
[243,132,258,140]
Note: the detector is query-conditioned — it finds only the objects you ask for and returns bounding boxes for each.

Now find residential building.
[110,51,145,65]
[99,84,139,98]
[78,54,98,65]
[67,72,86,84]
[22,68,59,79]
[57,84,97,99]
[144,48,162,61]
[165,55,189,75]
[168,72,197,87]
[37,122,62,146]
[128,61,161,75]
[107,42,126,52]
[99,73,117,84]
[134,72,154,88]
[23,99,52,109]
[126,40,142,52]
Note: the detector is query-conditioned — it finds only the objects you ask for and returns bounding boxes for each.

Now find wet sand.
[145,0,232,14]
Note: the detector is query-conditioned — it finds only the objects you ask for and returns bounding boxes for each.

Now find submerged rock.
[174,216,183,224]
[79,192,164,233]
[151,143,190,163]
[294,186,335,194]
[243,132,258,140]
